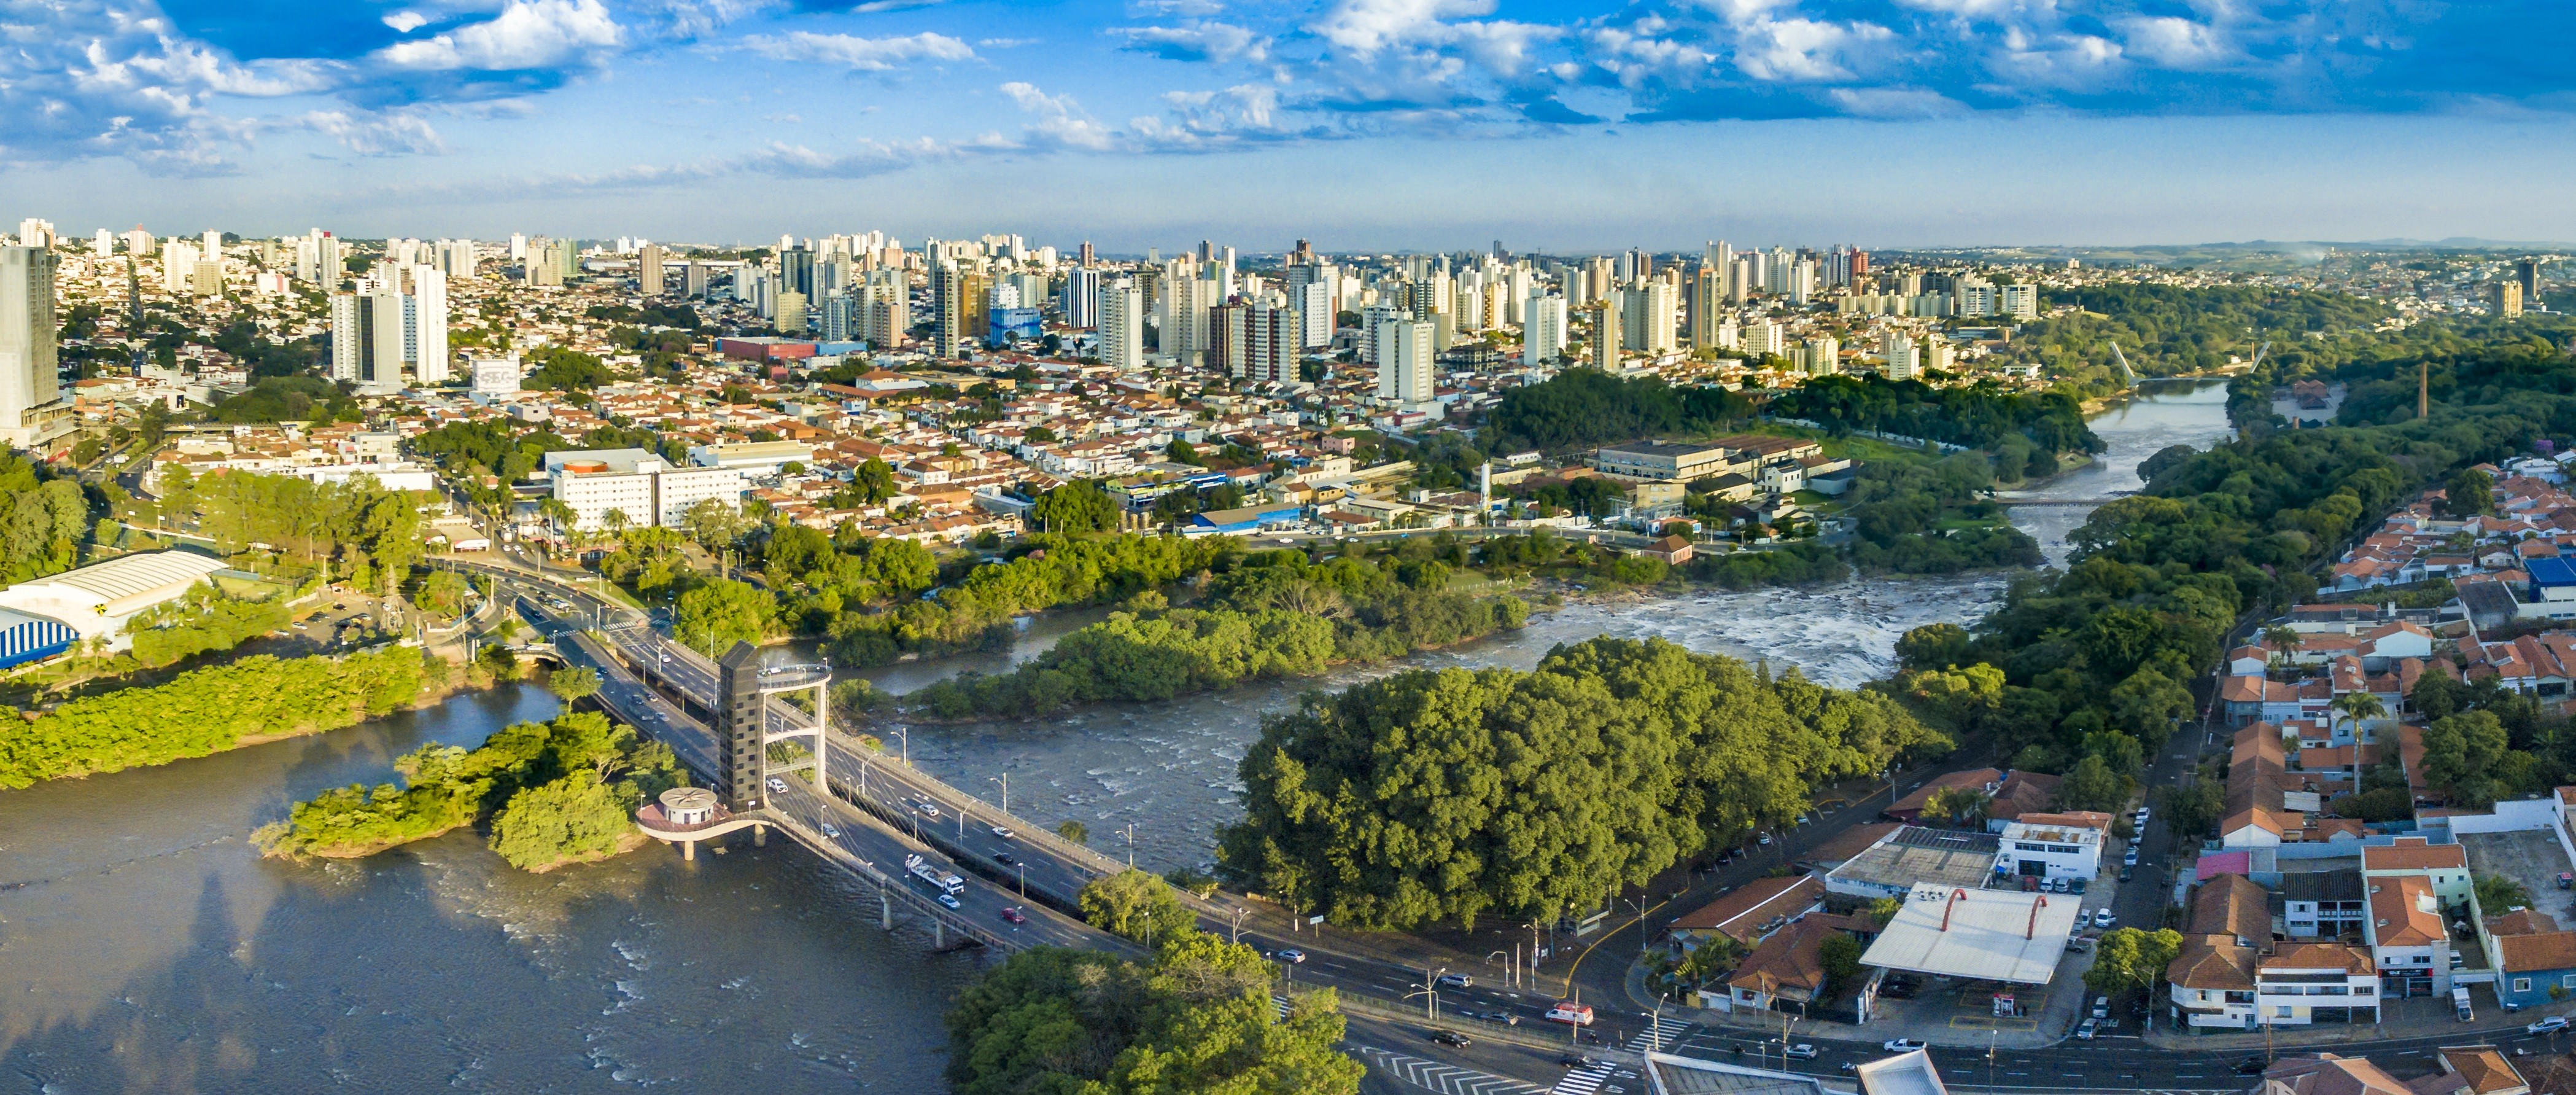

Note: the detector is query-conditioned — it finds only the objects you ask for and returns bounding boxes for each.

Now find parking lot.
[2462,829,2576,922]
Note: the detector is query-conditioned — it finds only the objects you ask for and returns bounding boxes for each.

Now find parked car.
[2122,848,2140,867]
[2118,866,2133,883]
[1758,833,1774,846]
[1559,1054,1599,1067]
[2075,1018,2098,1040]
[1274,949,1306,964]
[2094,909,2117,929]
[2531,1016,2570,1035]
[1431,1031,1471,1048]
[2092,997,2111,1019]
[2237,1056,2270,1075]
[1784,1044,1819,1059]
[1882,1039,1928,1053]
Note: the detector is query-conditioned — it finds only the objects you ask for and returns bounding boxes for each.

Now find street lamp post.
[988,774,1009,816]
[1642,992,1670,1053]
[1120,823,1138,869]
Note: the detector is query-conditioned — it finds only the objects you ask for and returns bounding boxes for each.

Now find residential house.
[2254,943,2380,1027]
[1713,914,1871,1015]
[2485,908,2576,1012]
[2283,869,2369,940]
[2365,874,2453,999]
[2167,932,2260,1031]
[1666,876,1825,955]
[2364,838,2475,908]
[2411,1046,2532,1095]
[2256,1053,2416,1094]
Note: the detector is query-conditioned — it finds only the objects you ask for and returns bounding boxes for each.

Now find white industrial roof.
[1855,1050,1950,1095]
[1859,884,2084,986]
[0,551,228,618]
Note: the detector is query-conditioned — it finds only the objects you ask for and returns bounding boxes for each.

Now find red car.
[1000,906,1027,925]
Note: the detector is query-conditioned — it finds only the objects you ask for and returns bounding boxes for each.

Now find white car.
[766,777,787,793]
[1783,1043,1818,1059]
[990,825,1016,840]
[916,801,943,819]
[2122,849,2140,867]
[820,823,840,838]
[1882,1039,1927,1053]
[2074,1018,2098,1040]
[2531,1016,2571,1035]
[2094,909,2117,929]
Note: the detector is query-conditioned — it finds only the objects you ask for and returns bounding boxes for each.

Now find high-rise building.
[0,246,69,447]
[930,265,966,357]
[1063,266,1101,328]
[1590,299,1620,369]
[684,262,710,298]
[2516,259,2543,311]
[2000,283,2039,321]
[1524,294,1566,367]
[1293,278,1333,349]
[161,239,195,293]
[1743,320,1784,359]
[1376,319,1433,405]
[1882,333,1920,381]
[1099,284,1145,372]
[1956,278,1996,318]
[1690,264,1722,350]
[1079,241,1095,267]
[640,244,666,296]
[412,266,450,384]
[15,220,53,249]
[1620,281,1677,356]
[2493,280,2523,319]
[91,229,112,257]
[775,290,808,335]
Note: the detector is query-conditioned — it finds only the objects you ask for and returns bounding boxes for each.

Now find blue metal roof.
[2532,557,2576,587]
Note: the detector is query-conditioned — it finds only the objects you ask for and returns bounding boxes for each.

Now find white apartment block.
[545,449,745,531]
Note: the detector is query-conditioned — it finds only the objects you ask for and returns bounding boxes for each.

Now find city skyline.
[6,1,2576,246]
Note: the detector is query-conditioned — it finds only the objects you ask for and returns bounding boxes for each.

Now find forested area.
[135,467,425,592]
[207,375,361,424]
[1216,637,1947,930]
[124,582,293,667]
[1895,340,2576,806]
[0,451,92,584]
[1770,374,2102,464]
[909,547,1528,718]
[0,647,441,788]
[1484,369,1753,452]
[944,935,1360,1095]
[256,711,686,870]
[2029,284,2396,378]
[1842,455,2046,576]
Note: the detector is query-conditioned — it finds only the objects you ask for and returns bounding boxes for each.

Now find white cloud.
[1116,22,1269,63]
[1309,0,1496,55]
[739,31,975,70]
[383,10,430,33]
[1001,80,1115,148]
[2118,16,2232,69]
[297,109,448,154]
[1130,0,1224,14]
[377,0,624,71]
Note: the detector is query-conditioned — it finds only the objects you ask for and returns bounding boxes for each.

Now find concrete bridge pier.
[880,890,894,932]
[753,823,766,848]
[681,838,696,862]
[933,921,945,948]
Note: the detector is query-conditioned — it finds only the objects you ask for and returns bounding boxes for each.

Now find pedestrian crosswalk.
[1626,1016,1692,1054]
[1551,1058,1617,1095]
[1355,1046,1549,1095]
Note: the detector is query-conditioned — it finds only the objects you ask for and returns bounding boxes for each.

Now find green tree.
[1057,819,1089,845]
[2422,709,2509,807]
[1895,623,1973,671]
[944,939,1361,1095]
[1078,869,1198,946]
[548,666,602,704]
[489,772,632,870]
[2329,691,2388,793]
[1030,479,1120,534]
[2477,873,2534,914]
[675,577,777,655]
[2155,777,2225,841]
[1923,785,1992,828]
[1818,933,1864,997]
[2085,927,2184,1004]
[2054,754,2128,812]
[2443,468,2494,518]
[852,458,898,505]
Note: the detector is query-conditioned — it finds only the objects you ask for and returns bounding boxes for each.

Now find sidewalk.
[2141,996,2576,1052]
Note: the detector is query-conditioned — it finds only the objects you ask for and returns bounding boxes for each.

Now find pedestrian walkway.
[1626,1016,1693,1054]
[1354,1046,1548,1095]
[1551,1058,1618,1095]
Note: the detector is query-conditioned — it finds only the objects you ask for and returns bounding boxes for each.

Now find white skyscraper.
[1063,267,1101,328]
[1099,284,1146,372]
[1377,319,1433,405]
[1621,281,1678,356]
[0,246,69,447]
[1523,294,1566,367]
[1883,333,1920,381]
[1743,320,1784,359]
[201,230,222,260]
[1294,279,1332,348]
[15,220,52,249]
[161,239,195,293]
[330,290,368,384]
[411,266,450,384]
[91,230,112,257]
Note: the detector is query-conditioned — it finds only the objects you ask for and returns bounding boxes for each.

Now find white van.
[2454,986,2474,1023]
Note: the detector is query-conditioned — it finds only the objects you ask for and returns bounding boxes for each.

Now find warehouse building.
[0,607,79,668]
[0,550,231,650]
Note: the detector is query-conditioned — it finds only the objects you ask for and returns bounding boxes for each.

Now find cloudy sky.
[6,0,2573,250]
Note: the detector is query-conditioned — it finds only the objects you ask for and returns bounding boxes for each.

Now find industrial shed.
[0,607,79,669]
[0,550,233,648]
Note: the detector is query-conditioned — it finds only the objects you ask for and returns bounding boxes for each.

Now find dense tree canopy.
[945,937,1360,1095]
[1219,636,1947,929]
[1485,369,1751,453]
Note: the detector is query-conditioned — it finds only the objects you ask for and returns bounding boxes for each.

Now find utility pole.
[1120,823,1138,868]
[988,774,1008,816]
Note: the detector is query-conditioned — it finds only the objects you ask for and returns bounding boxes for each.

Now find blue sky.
[6,0,2575,249]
